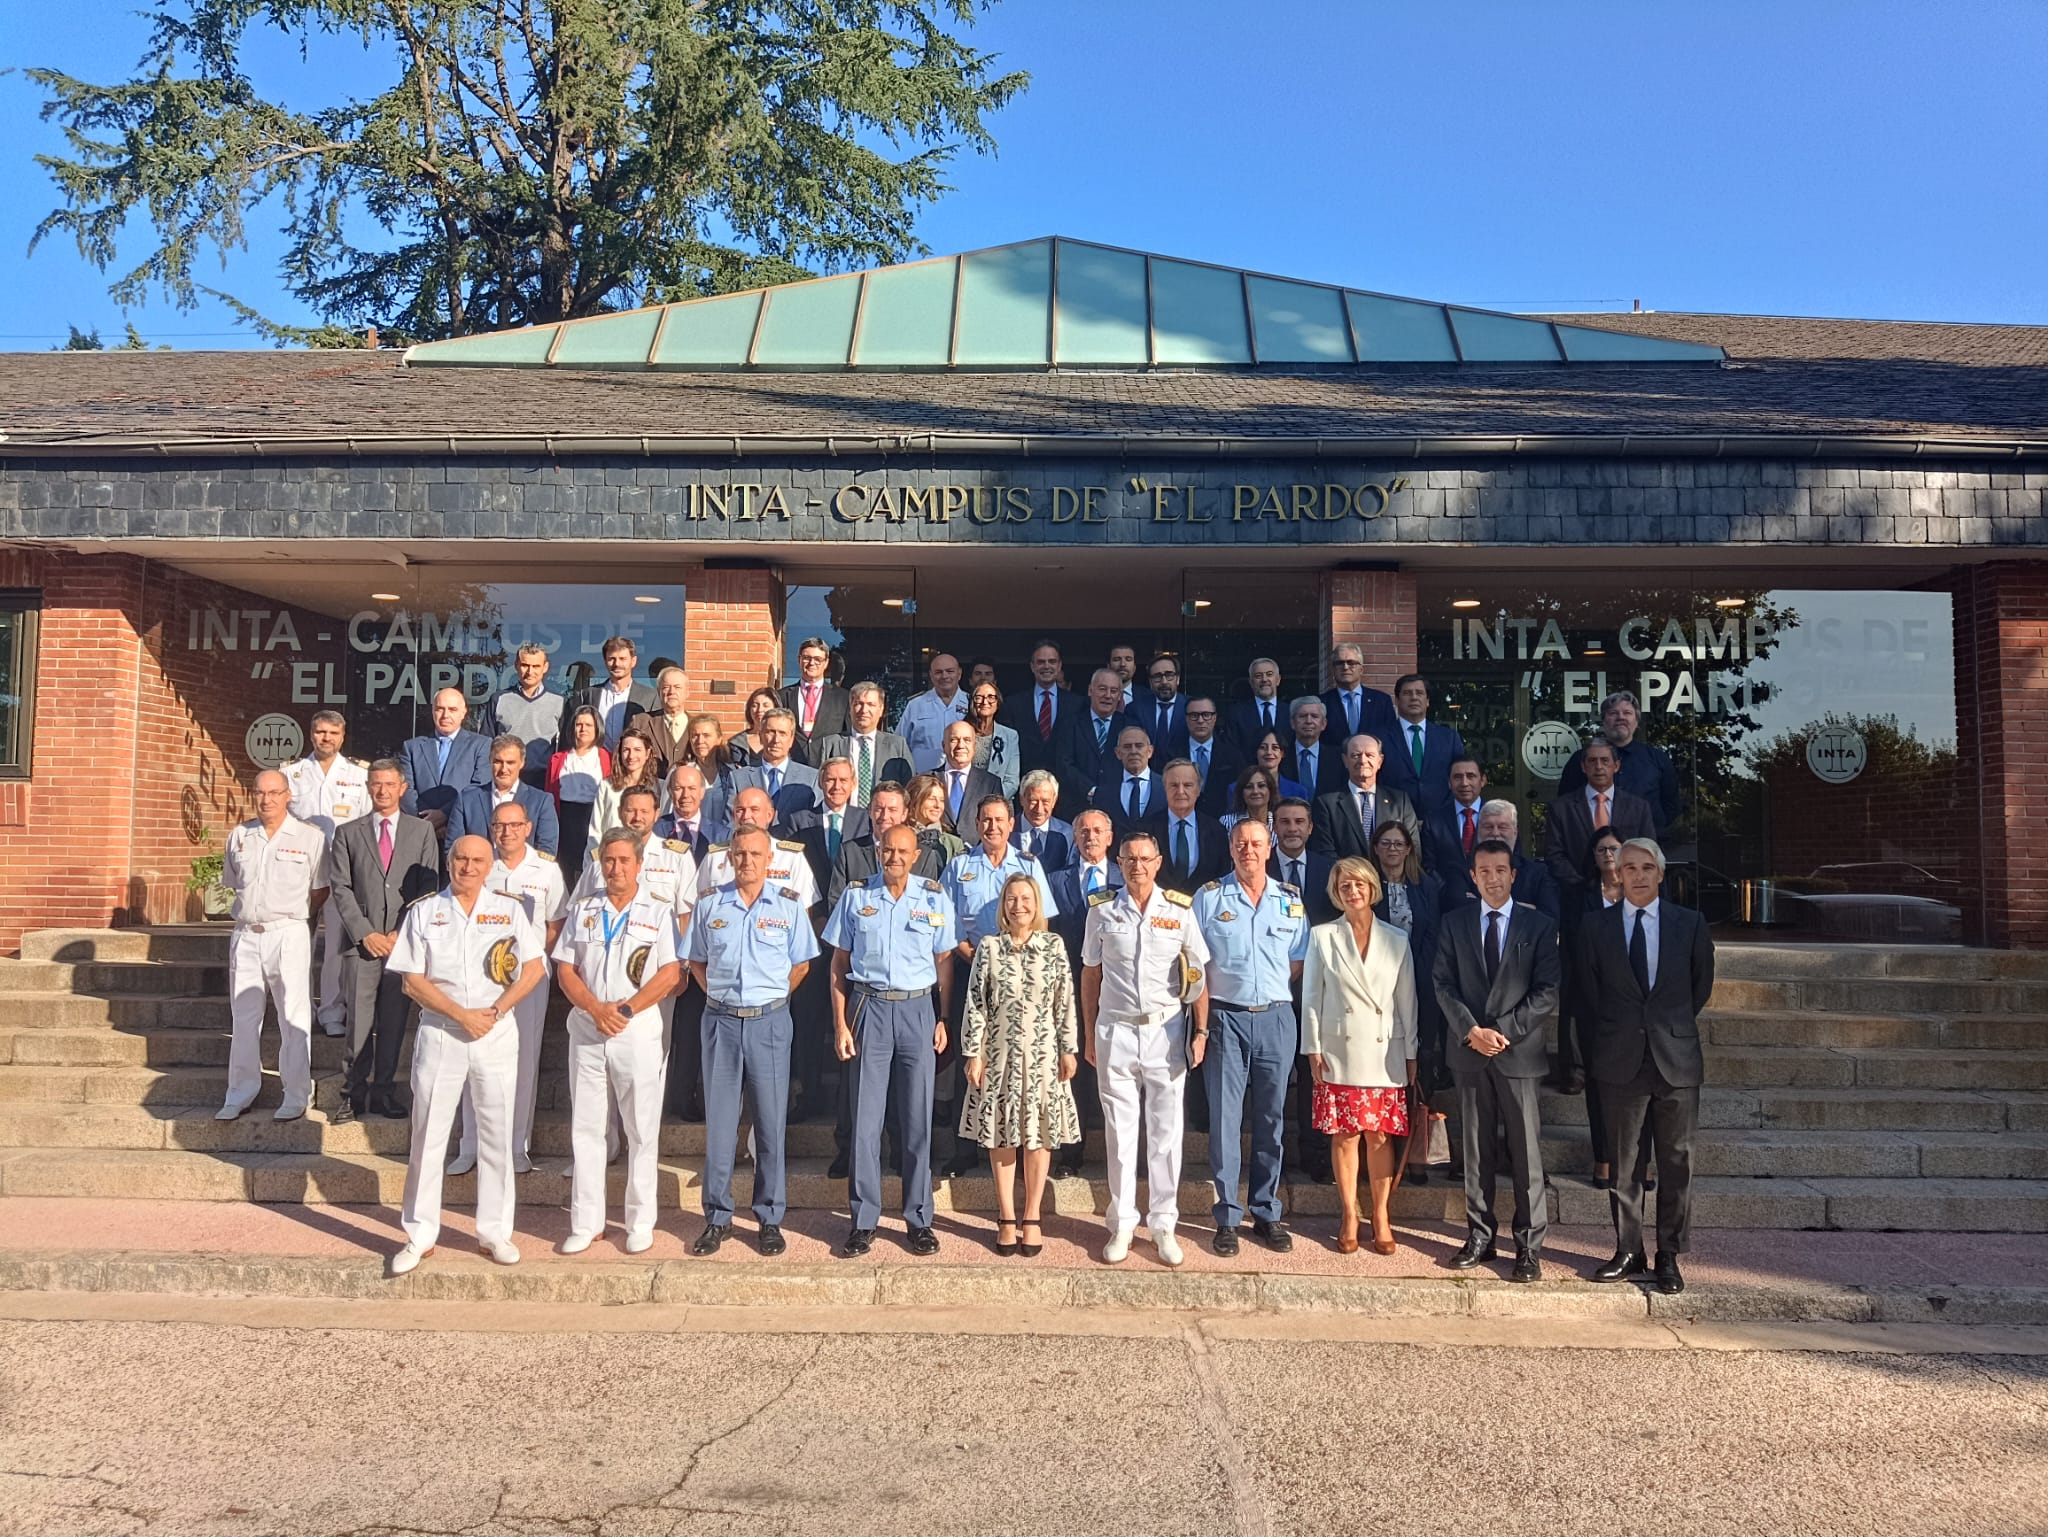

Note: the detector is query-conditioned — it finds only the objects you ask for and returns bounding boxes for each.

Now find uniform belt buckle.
[243,922,267,935]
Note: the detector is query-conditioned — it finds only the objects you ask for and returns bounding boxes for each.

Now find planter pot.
[201,882,234,920]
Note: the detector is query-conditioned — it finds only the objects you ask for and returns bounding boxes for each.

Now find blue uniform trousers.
[1203,1002,1295,1228]
[701,1002,792,1226]
[848,991,937,1230]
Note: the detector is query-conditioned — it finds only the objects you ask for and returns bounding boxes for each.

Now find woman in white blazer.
[968,681,1022,801]
[1302,856,1418,1255]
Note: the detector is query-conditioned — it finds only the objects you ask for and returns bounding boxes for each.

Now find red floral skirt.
[1312,1083,1410,1137]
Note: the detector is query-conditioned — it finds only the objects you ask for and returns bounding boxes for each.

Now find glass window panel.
[1447,309,1563,362]
[407,325,560,366]
[752,275,862,365]
[783,570,921,720]
[1345,292,1458,361]
[1555,323,1724,363]
[548,308,661,368]
[0,593,38,776]
[852,259,959,366]
[1150,259,1251,365]
[1246,276,1352,363]
[652,291,764,367]
[1053,242,1148,364]
[954,240,1053,365]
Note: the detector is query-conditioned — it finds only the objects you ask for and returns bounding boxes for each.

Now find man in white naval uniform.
[442,799,567,1177]
[553,828,684,1254]
[385,834,546,1275]
[895,651,969,773]
[283,710,368,1036]
[216,770,330,1123]
[1081,830,1210,1267]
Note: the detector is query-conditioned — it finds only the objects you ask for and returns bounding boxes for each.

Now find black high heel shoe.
[994,1218,1019,1257]
[1019,1219,1043,1258]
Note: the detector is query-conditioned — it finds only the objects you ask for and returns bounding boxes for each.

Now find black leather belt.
[854,985,929,1002]
[1210,999,1282,1013]
[708,997,788,1018]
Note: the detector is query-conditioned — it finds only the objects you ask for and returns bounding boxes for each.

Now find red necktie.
[802,683,819,730]
[1461,807,1475,856]
[1036,689,1053,741]
[378,818,394,872]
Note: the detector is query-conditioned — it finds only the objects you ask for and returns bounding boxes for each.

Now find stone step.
[1536,1084,2038,1133]
[1714,944,2048,983]
[1704,1046,2048,1092]
[17,927,229,965]
[1709,975,2048,1015]
[1700,1011,2048,1052]
[0,994,230,1031]
[0,961,228,997]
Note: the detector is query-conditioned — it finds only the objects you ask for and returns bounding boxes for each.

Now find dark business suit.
[326,812,440,1108]
[1546,785,1657,901]
[653,806,726,862]
[560,680,656,748]
[1182,736,1244,818]
[1051,708,1131,820]
[1268,848,1337,926]
[1319,685,1401,750]
[783,801,870,1111]
[933,765,1004,836]
[1046,862,1114,1158]
[1379,718,1467,826]
[1139,809,1230,895]
[786,802,872,898]
[1094,769,1166,840]
[1000,684,1078,776]
[1267,846,1335,1178]
[1307,782,1423,861]
[1441,851,1562,926]
[779,680,852,759]
[1559,738,1684,835]
[397,730,491,821]
[1377,875,1446,1085]
[1011,818,1074,873]
[1425,799,1488,883]
[1434,901,1562,1255]
[1578,898,1714,1257]
[1287,738,1348,800]
[1130,694,1190,759]
[443,780,561,857]
[726,758,821,827]
[1225,696,1289,755]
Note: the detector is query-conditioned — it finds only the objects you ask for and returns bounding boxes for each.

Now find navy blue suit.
[1319,685,1402,751]
[1425,799,1488,883]
[1130,694,1190,759]
[1378,874,1447,1079]
[1094,769,1167,840]
[443,781,560,856]
[725,759,821,827]
[1286,738,1348,799]
[398,729,491,819]
[654,807,726,861]
[1183,736,1244,818]
[1011,818,1075,873]
[1440,851,1562,926]
[1558,738,1684,835]
[1268,848,1338,925]
[1050,708,1131,819]
[1379,717,1467,826]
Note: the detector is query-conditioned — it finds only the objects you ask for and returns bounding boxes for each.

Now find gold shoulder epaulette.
[1088,888,1117,907]
[708,841,729,853]
[1162,888,1194,908]
[778,839,805,853]
[535,849,556,862]
[663,839,689,854]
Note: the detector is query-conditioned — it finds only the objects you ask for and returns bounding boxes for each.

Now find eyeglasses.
[1187,710,1217,720]
[1149,671,1176,681]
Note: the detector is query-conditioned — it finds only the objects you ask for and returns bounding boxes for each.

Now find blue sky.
[3,0,2043,349]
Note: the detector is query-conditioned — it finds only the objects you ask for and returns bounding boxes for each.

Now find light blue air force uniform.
[1193,873,1310,1229]
[822,875,959,1230]
[686,883,820,1227]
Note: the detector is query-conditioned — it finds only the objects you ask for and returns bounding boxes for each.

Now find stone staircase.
[0,928,2044,1231]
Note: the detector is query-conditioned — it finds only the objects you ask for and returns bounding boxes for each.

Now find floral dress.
[957,931,1082,1151]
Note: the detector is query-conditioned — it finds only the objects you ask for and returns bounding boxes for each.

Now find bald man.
[398,687,492,834]
[216,769,330,1122]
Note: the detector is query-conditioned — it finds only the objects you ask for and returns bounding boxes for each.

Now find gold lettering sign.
[743,478,1411,533]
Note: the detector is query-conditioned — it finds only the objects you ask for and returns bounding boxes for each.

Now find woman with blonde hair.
[959,872,1080,1257]
[1301,855,1417,1255]
[906,772,966,864]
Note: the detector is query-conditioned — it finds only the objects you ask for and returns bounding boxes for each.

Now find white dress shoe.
[388,1243,433,1277]
[624,1229,654,1254]
[481,1239,521,1266]
[215,1102,249,1122]
[445,1151,477,1176]
[559,1233,595,1255]
[272,1103,307,1123]
[513,1154,534,1176]
[1102,1226,1136,1264]
[1151,1227,1185,1268]
[320,1020,346,1038]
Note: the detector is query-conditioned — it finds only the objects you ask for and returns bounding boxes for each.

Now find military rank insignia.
[626,945,652,986]
[483,936,520,986]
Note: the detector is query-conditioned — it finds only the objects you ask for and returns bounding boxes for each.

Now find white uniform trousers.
[314,905,348,1031]
[567,1008,668,1242]
[457,978,551,1163]
[1095,1010,1188,1236]
[401,1016,519,1251]
[223,924,314,1114]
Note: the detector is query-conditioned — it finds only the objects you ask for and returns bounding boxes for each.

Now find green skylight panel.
[653,291,762,367]
[1346,293,1459,362]
[1248,276,1353,363]
[853,259,958,366]
[549,309,661,368]
[1556,323,1723,362]
[1151,259,1251,365]
[954,240,1052,365]
[753,274,862,365]
[1449,309,1564,362]
[1055,242,1148,364]
[411,324,560,366]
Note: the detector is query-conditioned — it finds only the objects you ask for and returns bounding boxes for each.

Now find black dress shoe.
[827,1151,850,1180]
[373,1089,409,1120]
[691,1223,731,1256]
[1560,1070,1586,1096]
[1407,1166,1428,1185]
[1510,1250,1542,1284]
[1212,1226,1241,1257]
[1251,1218,1293,1253]
[907,1225,940,1256]
[1592,1250,1647,1283]
[1654,1253,1685,1295]
[757,1224,786,1257]
[1444,1236,1497,1270]
[842,1228,876,1257]
[1052,1150,1083,1178]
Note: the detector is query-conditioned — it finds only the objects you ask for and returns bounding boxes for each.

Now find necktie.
[1485,909,1502,983]
[1299,747,1313,786]
[949,770,965,822]
[1085,866,1102,894]
[827,812,841,862]
[1027,826,1041,858]
[378,818,393,872]
[1346,691,1360,734]
[1261,701,1273,731]
[802,683,818,730]
[1158,701,1173,740]
[1194,743,1208,784]
[1462,807,1476,856]
[1357,789,1374,837]
[857,737,873,800]
[1287,858,1303,890]
[1126,777,1141,822]
[767,764,782,799]
[1173,819,1191,875]
[1630,908,1652,993]
[1409,723,1424,774]
[1594,791,1610,829]
[681,818,697,853]
[435,735,451,775]
[1037,689,1054,741]
[1094,716,1108,752]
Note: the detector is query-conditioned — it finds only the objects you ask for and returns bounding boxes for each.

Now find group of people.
[215,632,1712,1292]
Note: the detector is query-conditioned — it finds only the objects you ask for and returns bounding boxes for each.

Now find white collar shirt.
[224,815,329,925]
[386,886,541,1023]
[551,890,680,1022]
[489,851,569,931]
[1081,884,1210,1024]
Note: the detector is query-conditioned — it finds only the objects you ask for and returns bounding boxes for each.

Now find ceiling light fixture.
[1451,598,1481,609]
[633,594,661,605]
[370,591,401,602]
[1715,596,1746,608]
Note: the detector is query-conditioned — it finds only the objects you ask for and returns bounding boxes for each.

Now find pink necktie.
[803,683,819,729]
[378,818,393,872]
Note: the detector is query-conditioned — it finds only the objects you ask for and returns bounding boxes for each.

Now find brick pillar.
[1952,561,2048,948]
[1320,568,1417,691]
[683,564,784,726]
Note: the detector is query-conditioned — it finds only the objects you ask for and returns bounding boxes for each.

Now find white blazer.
[1301,917,1417,1089]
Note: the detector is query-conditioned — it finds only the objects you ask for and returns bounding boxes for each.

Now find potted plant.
[187,839,231,920]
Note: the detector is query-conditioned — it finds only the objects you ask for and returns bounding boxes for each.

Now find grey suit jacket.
[813,732,916,797]
[726,758,821,824]
[1546,785,1657,893]
[327,813,441,951]
[1433,901,1561,1080]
